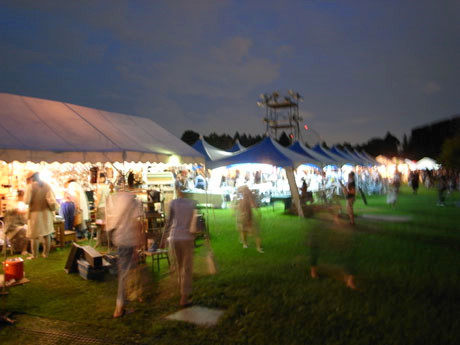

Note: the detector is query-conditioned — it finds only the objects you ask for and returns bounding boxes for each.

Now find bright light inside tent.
[168,155,180,166]
[38,168,53,184]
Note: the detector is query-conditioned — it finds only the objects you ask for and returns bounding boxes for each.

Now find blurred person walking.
[3,190,30,255]
[65,179,90,239]
[24,172,59,259]
[105,187,144,318]
[340,172,356,225]
[235,185,263,253]
[167,185,196,307]
[309,209,357,290]
[409,170,420,195]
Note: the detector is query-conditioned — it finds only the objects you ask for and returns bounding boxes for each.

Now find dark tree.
[204,132,234,150]
[181,130,200,146]
[359,132,400,157]
[278,132,291,147]
[403,115,460,160]
[439,132,460,169]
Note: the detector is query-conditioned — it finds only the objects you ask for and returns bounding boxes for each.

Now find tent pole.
[285,167,304,218]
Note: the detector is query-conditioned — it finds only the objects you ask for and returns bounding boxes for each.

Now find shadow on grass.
[354,221,460,252]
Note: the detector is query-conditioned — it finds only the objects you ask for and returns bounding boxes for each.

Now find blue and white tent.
[312,144,349,166]
[349,149,378,166]
[330,146,364,166]
[289,141,336,168]
[208,137,312,169]
[227,139,246,153]
[192,139,234,162]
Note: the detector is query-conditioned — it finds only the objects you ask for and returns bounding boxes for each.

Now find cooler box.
[3,258,24,281]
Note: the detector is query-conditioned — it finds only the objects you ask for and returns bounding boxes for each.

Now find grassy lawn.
[1,186,459,345]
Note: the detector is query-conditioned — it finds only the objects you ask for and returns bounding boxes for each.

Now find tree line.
[181,115,460,169]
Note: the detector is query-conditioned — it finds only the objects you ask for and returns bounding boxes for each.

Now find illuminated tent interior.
[0,93,204,204]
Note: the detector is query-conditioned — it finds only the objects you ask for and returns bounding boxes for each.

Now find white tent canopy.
[0,93,204,164]
[416,157,440,170]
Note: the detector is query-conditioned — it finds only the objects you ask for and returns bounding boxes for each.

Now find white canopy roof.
[416,157,440,170]
[0,93,204,164]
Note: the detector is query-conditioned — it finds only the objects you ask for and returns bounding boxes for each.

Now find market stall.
[0,93,204,245]
[208,137,319,216]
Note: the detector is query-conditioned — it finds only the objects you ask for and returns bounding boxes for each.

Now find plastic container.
[3,258,24,281]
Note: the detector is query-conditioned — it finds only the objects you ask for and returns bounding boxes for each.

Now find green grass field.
[1,186,459,345]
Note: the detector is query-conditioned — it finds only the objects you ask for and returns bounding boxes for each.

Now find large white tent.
[0,93,204,164]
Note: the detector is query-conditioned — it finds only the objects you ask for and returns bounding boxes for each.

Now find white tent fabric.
[416,157,440,170]
[192,139,235,161]
[0,93,204,164]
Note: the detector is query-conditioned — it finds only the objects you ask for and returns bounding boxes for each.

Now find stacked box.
[77,259,105,280]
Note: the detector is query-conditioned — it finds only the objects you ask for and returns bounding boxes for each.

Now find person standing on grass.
[24,171,59,259]
[106,187,144,318]
[167,185,197,307]
[410,170,420,195]
[95,173,110,221]
[437,173,448,207]
[235,185,263,253]
[340,172,356,225]
[65,178,90,239]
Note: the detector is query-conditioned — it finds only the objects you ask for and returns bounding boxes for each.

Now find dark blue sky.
[1,0,459,145]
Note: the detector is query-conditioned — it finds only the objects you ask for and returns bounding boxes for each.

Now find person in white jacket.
[105,187,144,318]
[65,179,90,239]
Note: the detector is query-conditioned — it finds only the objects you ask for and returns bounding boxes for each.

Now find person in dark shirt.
[342,172,356,225]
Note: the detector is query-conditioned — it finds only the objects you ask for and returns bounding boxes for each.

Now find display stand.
[1,220,14,324]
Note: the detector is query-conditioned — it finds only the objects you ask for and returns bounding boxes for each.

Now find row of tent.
[192,137,379,170]
[0,92,382,171]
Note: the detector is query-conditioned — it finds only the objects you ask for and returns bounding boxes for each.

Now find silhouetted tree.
[181,130,200,146]
[359,132,400,157]
[278,132,291,147]
[204,132,233,150]
[438,132,460,169]
[403,115,460,160]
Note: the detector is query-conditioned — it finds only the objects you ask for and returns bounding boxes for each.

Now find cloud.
[116,36,279,100]
[423,81,441,94]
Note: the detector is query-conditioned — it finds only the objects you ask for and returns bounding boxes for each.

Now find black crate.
[77,259,106,280]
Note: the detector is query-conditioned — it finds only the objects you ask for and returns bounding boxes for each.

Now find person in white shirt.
[167,186,196,307]
[65,179,90,239]
[105,187,144,318]
[95,173,110,221]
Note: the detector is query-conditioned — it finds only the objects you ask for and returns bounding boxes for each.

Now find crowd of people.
[1,164,459,318]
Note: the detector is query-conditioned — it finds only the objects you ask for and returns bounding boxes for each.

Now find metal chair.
[144,226,170,272]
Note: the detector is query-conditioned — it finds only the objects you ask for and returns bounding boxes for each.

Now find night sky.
[1,0,459,145]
